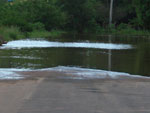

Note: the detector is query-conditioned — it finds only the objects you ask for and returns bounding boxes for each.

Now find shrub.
[117,23,132,30]
[0,26,25,41]
[30,22,45,31]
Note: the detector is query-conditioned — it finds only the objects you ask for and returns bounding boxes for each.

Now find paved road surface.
[18,74,150,113]
[0,71,150,113]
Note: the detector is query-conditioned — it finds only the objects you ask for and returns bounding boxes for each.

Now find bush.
[0,0,67,32]
[117,23,132,30]
[28,29,65,38]
[30,22,45,31]
[0,26,25,41]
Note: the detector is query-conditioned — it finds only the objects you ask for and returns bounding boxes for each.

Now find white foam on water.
[0,68,30,80]
[40,66,150,79]
[1,39,133,50]
[10,56,41,60]
[0,56,41,60]
[0,66,149,80]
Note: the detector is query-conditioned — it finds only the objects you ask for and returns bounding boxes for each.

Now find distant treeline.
[0,0,150,33]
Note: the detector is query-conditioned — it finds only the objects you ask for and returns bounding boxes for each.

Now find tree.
[132,0,150,29]
[60,0,98,33]
[0,0,67,31]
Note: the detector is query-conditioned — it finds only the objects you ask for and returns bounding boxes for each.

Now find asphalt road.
[17,75,150,113]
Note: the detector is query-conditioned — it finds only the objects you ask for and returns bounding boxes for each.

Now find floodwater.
[0,34,150,79]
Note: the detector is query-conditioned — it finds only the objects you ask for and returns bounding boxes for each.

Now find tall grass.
[0,26,25,41]
[96,25,150,36]
[1,25,150,42]
[0,26,65,41]
[113,29,150,36]
[28,30,65,38]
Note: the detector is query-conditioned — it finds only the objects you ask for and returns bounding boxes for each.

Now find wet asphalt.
[18,76,150,113]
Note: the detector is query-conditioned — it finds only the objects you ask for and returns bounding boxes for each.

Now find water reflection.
[108,35,112,71]
[0,35,149,77]
[134,42,150,75]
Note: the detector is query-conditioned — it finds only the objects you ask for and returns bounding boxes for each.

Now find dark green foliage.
[0,0,67,32]
[132,0,150,29]
[31,22,45,31]
[0,0,150,34]
[60,0,98,33]
[21,0,67,30]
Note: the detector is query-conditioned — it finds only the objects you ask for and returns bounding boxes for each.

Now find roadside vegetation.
[0,0,150,41]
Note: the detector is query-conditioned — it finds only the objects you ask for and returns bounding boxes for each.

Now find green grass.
[96,27,150,36]
[0,26,65,41]
[0,26,25,41]
[28,30,65,38]
[112,28,150,36]
[1,25,150,42]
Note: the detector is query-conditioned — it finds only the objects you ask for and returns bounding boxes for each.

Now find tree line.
[0,0,150,33]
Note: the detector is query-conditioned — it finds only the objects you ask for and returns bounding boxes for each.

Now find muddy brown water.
[0,34,149,77]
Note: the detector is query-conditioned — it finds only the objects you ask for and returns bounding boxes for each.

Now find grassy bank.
[1,26,150,42]
[28,30,65,39]
[0,26,25,41]
[106,29,150,36]
[0,26,65,41]
[97,24,150,36]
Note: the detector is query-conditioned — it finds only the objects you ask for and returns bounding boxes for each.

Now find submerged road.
[0,71,150,113]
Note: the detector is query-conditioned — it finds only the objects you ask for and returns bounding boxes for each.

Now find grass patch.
[112,28,150,36]
[96,27,150,36]
[28,30,65,38]
[0,26,25,41]
[1,25,150,42]
[0,26,65,41]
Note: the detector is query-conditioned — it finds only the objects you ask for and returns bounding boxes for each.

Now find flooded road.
[0,35,149,79]
[0,35,150,113]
